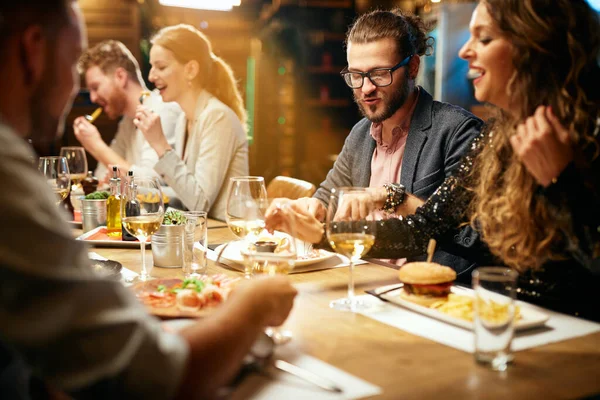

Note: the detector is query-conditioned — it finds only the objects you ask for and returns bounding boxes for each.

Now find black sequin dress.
[321,130,600,321]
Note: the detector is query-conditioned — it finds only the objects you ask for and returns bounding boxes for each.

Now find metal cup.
[80,198,107,233]
[152,224,185,268]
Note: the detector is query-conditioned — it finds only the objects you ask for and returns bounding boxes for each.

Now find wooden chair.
[266,176,316,200]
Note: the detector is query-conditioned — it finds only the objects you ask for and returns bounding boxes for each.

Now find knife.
[273,359,343,393]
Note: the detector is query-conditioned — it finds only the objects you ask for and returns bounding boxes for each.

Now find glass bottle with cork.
[121,170,139,241]
[106,166,122,237]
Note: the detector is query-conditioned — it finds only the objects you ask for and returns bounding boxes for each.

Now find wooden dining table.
[81,221,600,399]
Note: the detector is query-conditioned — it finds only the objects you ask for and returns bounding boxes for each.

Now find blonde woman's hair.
[468,0,600,272]
[78,40,144,84]
[151,24,247,128]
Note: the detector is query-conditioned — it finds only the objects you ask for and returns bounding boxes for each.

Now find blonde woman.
[134,24,248,220]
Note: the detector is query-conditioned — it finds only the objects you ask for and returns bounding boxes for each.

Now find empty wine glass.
[226,176,268,278]
[121,177,165,282]
[242,200,297,344]
[38,156,70,206]
[326,187,377,312]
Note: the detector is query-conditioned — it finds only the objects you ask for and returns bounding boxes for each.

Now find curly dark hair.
[346,8,434,59]
[469,0,600,271]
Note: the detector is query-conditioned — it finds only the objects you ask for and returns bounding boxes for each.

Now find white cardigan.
[154,90,248,220]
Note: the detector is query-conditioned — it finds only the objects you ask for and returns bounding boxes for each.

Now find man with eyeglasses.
[294,9,483,275]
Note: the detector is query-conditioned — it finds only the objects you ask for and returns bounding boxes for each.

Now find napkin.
[230,351,381,400]
[353,294,600,353]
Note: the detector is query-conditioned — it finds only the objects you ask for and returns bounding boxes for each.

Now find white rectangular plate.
[371,284,549,331]
[76,226,151,248]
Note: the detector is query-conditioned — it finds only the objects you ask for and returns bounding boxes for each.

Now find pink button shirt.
[368,89,420,264]
[369,89,420,200]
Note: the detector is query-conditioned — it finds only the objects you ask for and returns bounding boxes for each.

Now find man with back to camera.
[74,39,181,182]
[293,9,483,275]
[0,2,296,398]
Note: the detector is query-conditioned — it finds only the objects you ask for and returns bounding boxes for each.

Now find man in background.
[295,9,482,274]
[0,1,296,398]
[74,39,181,182]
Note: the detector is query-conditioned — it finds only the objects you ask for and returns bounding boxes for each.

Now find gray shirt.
[0,121,188,398]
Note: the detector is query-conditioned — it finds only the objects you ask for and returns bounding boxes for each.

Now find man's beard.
[106,89,128,120]
[355,70,410,123]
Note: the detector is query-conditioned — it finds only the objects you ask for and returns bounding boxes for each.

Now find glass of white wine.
[242,200,297,344]
[121,177,165,282]
[226,176,268,278]
[60,146,88,219]
[326,187,377,312]
[59,146,88,186]
[38,156,71,206]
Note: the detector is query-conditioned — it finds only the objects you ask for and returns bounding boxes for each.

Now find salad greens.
[84,191,110,200]
[162,210,188,225]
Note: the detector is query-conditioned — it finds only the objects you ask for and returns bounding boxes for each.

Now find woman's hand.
[510,106,573,187]
[134,106,171,157]
[265,199,324,244]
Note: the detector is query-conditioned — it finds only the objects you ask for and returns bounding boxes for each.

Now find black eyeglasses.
[340,55,413,89]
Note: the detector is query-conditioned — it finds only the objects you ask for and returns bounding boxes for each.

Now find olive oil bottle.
[106,166,122,237]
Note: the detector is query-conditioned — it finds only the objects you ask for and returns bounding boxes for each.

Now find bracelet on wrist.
[380,183,406,214]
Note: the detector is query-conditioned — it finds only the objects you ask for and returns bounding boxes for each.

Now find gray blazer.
[313,88,482,274]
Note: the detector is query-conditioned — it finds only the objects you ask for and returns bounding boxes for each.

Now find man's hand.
[73,116,103,151]
[289,197,326,221]
[230,275,297,327]
[332,187,385,221]
[265,199,324,244]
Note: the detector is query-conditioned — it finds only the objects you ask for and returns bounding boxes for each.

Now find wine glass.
[121,177,165,282]
[242,200,297,344]
[326,187,377,312]
[60,146,88,218]
[226,176,268,278]
[59,146,88,185]
[38,156,70,206]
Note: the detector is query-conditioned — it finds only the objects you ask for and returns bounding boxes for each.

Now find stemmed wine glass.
[38,156,71,206]
[121,177,165,282]
[241,200,297,344]
[326,187,377,312]
[226,176,268,278]
[59,146,88,186]
[60,146,88,217]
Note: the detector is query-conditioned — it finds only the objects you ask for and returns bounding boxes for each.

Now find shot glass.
[182,211,208,277]
[472,267,519,371]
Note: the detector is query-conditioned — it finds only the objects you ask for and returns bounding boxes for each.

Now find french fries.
[136,192,170,204]
[430,294,520,323]
[85,107,103,123]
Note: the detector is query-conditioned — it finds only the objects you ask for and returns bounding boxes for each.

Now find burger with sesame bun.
[397,262,457,307]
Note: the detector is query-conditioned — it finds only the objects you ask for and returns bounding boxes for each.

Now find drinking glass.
[326,187,377,312]
[121,178,165,282]
[182,211,208,278]
[226,176,268,278]
[60,146,88,219]
[38,156,70,206]
[59,146,88,185]
[472,267,519,371]
[242,200,297,344]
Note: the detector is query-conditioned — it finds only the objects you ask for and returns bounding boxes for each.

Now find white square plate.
[371,284,549,331]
